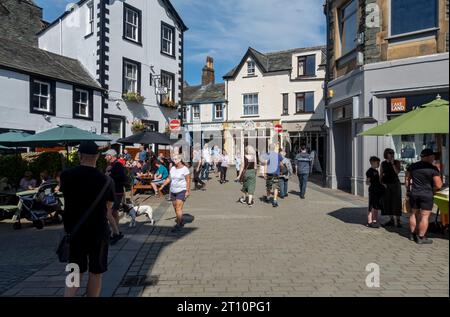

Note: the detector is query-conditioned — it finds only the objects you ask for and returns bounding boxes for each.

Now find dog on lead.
[125,204,154,227]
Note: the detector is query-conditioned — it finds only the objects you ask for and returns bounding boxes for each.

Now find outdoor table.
[132,176,154,195]
[434,192,449,227]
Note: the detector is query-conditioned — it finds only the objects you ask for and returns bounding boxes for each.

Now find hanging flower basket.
[123,92,145,104]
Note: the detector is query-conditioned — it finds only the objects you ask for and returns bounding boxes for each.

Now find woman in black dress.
[380,148,402,228]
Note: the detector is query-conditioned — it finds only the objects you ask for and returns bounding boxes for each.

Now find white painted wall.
[0,68,102,133]
[226,49,325,123]
[184,102,225,125]
[38,0,98,79]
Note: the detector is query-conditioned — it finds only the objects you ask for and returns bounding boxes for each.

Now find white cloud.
[172,0,326,62]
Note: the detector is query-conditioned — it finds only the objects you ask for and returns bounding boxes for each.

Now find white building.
[223,46,326,166]
[0,37,103,135]
[183,57,226,149]
[38,0,187,141]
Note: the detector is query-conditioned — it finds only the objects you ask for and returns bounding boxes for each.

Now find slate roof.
[0,37,102,89]
[224,45,326,79]
[184,83,225,104]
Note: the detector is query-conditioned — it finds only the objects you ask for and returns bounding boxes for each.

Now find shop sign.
[390,97,406,113]
[187,124,224,132]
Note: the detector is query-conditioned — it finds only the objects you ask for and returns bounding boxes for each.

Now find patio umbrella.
[359,97,449,136]
[117,131,173,146]
[0,131,32,147]
[19,125,111,144]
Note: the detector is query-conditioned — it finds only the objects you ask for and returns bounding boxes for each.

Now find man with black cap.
[104,149,128,245]
[406,149,443,244]
[60,141,115,297]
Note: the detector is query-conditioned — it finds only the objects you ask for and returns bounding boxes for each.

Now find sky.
[35,0,326,85]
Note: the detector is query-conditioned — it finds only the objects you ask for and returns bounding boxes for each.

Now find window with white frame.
[182,106,187,121]
[247,61,255,76]
[161,71,174,102]
[243,94,259,116]
[87,1,94,35]
[161,23,175,56]
[214,104,223,120]
[282,93,289,115]
[123,61,139,93]
[32,80,51,112]
[74,88,89,117]
[192,105,200,121]
[124,5,140,42]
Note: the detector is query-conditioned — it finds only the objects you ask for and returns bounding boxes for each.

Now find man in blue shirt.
[261,144,283,208]
[150,159,169,196]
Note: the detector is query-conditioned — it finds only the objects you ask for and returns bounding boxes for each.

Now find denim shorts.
[170,190,187,202]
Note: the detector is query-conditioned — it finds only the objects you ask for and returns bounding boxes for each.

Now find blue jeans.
[279,177,288,197]
[298,173,309,198]
[201,163,210,180]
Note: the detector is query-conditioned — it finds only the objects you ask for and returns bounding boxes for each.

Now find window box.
[131,119,146,134]
[161,100,178,108]
[122,92,145,104]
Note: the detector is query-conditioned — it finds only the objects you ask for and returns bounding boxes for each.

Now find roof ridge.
[265,45,326,55]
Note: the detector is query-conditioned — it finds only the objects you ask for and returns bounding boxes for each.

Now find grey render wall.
[38,0,99,80]
[106,0,180,134]
[0,68,102,133]
[0,0,43,46]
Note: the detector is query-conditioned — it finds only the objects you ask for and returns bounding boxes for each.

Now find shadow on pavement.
[328,207,368,226]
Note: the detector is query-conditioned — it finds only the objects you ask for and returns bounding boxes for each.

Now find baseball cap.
[103,149,118,157]
[420,149,436,158]
[78,141,99,155]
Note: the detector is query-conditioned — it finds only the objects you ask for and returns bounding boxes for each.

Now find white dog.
[126,205,154,227]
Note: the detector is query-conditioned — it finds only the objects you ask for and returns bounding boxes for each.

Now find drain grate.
[120,275,159,287]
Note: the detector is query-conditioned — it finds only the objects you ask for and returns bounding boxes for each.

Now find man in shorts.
[60,141,115,297]
[262,144,283,208]
[406,149,443,244]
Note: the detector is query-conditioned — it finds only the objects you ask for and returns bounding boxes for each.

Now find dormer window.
[247,61,256,76]
[297,55,316,77]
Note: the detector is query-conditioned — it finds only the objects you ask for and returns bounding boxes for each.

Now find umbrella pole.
[436,134,444,180]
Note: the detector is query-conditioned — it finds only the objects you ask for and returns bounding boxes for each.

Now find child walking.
[365,156,384,228]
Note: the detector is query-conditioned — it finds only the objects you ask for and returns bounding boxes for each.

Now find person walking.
[220,150,230,184]
[104,149,128,244]
[262,144,283,208]
[406,149,443,244]
[365,156,384,228]
[160,155,191,232]
[235,152,242,178]
[192,143,205,190]
[201,144,212,180]
[295,144,312,200]
[279,151,293,199]
[60,141,115,297]
[236,146,257,207]
[380,148,403,228]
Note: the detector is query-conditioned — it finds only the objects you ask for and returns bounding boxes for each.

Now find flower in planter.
[131,120,146,134]
[122,92,145,104]
[161,99,178,108]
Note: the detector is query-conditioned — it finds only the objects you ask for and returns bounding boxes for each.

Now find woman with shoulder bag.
[236,146,257,207]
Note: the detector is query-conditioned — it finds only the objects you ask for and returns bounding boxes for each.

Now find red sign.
[274,124,283,133]
[391,97,407,113]
[169,119,181,131]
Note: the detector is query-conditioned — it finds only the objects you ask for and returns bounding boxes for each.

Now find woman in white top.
[160,155,191,232]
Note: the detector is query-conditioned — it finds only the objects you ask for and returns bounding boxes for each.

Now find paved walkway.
[1,171,448,297]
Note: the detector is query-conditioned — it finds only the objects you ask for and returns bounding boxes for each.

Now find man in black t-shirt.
[406,149,443,245]
[60,141,115,297]
[104,149,128,245]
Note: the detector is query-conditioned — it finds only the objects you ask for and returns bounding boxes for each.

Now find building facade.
[0,38,103,135]
[38,0,187,141]
[223,46,326,168]
[183,57,226,150]
[324,0,449,196]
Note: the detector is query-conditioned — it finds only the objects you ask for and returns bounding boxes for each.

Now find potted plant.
[131,120,146,134]
[161,99,178,108]
[122,92,145,104]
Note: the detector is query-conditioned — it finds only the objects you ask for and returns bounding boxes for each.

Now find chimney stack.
[201,56,215,86]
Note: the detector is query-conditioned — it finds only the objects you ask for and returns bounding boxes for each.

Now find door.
[333,121,352,192]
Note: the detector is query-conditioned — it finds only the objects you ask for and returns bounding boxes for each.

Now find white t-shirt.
[221,155,229,167]
[202,148,211,163]
[170,166,190,193]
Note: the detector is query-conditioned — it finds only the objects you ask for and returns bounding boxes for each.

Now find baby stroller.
[13,182,64,230]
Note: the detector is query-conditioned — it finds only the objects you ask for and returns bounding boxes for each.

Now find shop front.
[187,123,224,149]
